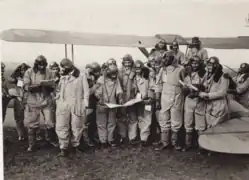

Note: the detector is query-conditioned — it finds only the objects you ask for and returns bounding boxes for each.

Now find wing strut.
[71,44,74,63]
[64,44,68,58]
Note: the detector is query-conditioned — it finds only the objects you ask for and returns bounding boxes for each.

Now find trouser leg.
[157,109,171,148]
[27,128,37,152]
[71,113,84,148]
[14,99,25,139]
[56,104,71,150]
[2,96,10,123]
[25,106,41,151]
[96,107,108,144]
[171,105,183,150]
[117,108,128,139]
[138,110,152,142]
[42,107,58,147]
[127,106,138,141]
[184,107,194,150]
[107,109,116,143]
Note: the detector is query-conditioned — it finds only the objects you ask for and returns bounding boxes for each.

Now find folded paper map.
[104,93,142,108]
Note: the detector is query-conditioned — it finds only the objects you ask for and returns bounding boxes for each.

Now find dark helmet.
[238,63,249,74]
[1,62,5,70]
[122,54,134,66]
[162,50,176,66]
[155,39,168,51]
[60,58,73,68]
[189,55,202,63]
[207,56,220,65]
[91,62,101,73]
[134,60,144,69]
[106,64,118,77]
[107,58,117,66]
[191,37,201,45]
[49,62,59,69]
[172,41,179,50]
[189,37,201,49]
[35,55,48,66]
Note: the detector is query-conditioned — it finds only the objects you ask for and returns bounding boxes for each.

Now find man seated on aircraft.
[233,63,249,109]
[117,54,138,145]
[182,56,206,151]
[8,63,31,141]
[154,51,184,151]
[55,58,89,157]
[23,55,58,152]
[131,60,153,147]
[94,65,123,149]
[150,40,168,60]
[186,37,208,64]
[171,41,185,65]
[198,57,229,128]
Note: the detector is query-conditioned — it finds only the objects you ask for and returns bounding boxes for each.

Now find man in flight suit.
[23,55,58,152]
[186,37,208,64]
[155,51,184,151]
[172,41,185,65]
[55,58,89,157]
[117,54,138,145]
[182,56,206,151]
[94,65,123,148]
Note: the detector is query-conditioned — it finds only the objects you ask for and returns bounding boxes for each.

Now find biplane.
[1,29,249,154]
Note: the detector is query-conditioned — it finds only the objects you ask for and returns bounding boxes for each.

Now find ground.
[3,109,249,180]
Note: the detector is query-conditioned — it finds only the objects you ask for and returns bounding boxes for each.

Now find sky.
[0,0,249,69]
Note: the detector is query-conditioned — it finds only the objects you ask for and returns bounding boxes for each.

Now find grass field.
[3,109,249,180]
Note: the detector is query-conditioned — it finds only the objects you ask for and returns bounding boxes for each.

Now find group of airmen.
[2,37,249,157]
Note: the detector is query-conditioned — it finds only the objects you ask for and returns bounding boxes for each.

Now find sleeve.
[208,76,229,100]
[8,77,17,84]
[236,78,249,94]
[141,79,149,99]
[180,52,185,65]
[154,68,163,93]
[202,49,209,63]
[23,69,31,91]
[94,77,103,99]
[116,78,123,95]
[82,73,90,107]
[55,80,61,100]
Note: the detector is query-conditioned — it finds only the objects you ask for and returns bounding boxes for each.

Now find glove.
[155,100,161,110]
[28,84,41,93]
[117,93,124,105]
[182,87,190,96]
[86,108,93,116]
[143,97,152,105]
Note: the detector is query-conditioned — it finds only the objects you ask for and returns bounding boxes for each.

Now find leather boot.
[45,128,59,147]
[82,129,94,147]
[16,121,25,141]
[27,128,36,152]
[171,131,182,151]
[155,130,170,151]
[182,132,193,152]
[57,149,68,157]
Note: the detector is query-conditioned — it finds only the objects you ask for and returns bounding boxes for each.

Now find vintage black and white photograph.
[1,0,249,179]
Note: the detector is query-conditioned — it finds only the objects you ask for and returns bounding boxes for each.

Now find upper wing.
[186,36,249,49]
[0,29,189,48]
[199,117,249,154]
[0,29,158,48]
[156,34,189,45]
